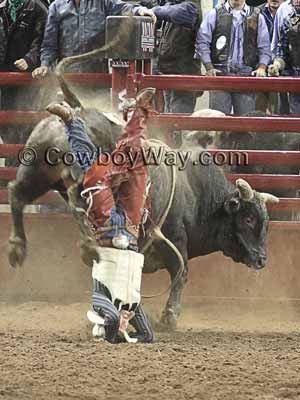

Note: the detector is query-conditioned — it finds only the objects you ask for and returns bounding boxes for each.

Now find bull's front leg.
[8,165,55,267]
[8,180,28,267]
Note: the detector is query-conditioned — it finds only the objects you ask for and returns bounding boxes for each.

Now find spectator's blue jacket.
[41,0,199,72]
[41,0,144,71]
[153,1,199,29]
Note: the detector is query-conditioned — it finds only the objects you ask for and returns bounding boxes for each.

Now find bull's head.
[221,179,278,269]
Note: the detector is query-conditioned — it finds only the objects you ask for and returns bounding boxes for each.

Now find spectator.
[256,0,283,113]
[270,0,293,113]
[32,0,156,79]
[0,0,47,74]
[156,0,202,114]
[271,0,293,55]
[196,0,271,115]
[0,0,47,162]
[268,0,300,114]
[261,0,283,38]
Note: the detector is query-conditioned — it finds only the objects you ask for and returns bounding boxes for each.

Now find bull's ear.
[224,191,240,214]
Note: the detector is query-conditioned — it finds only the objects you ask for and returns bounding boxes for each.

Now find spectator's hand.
[252,66,266,77]
[206,68,221,77]
[268,58,285,77]
[139,8,157,24]
[268,63,280,76]
[268,62,280,77]
[14,59,29,71]
[32,66,49,79]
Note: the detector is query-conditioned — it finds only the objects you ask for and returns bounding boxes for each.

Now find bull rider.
[46,88,156,344]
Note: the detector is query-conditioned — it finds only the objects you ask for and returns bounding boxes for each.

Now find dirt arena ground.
[1,299,300,400]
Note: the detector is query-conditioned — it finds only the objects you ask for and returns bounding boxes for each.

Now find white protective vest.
[92,247,144,309]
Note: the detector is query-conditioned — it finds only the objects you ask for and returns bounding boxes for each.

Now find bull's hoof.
[160,308,178,331]
[8,237,26,268]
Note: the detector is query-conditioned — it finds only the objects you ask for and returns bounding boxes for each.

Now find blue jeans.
[209,90,256,115]
[164,90,196,113]
[65,118,97,173]
[209,66,256,115]
[289,93,300,115]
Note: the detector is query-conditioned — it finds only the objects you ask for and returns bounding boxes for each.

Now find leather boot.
[46,101,77,122]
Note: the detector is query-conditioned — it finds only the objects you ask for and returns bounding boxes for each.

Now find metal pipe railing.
[137,74,300,93]
[0,72,112,87]
[148,114,300,132]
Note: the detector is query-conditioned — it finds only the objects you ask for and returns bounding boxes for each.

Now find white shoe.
[87,310,105,325]
[87,310,106,339]
[92,324,105,338]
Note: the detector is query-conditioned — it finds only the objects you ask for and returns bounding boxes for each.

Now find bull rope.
[141,139,185,299]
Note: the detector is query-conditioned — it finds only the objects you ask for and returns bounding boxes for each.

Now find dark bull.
[8,19,278,329]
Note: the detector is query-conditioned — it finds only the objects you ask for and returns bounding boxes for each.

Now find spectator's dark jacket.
[0,0,47,71]
[156,0,202,75]
[211,4,260,68]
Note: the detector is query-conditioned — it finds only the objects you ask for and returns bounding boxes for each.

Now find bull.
[8,113,278,328]
[7,37,278,329]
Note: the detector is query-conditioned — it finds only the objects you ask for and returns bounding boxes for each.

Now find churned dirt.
[1,300,300,400]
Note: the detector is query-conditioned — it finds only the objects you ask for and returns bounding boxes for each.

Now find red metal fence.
[0,69,299,228]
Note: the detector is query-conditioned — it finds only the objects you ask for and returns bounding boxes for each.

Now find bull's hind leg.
[8,165,59,267]
[161,261,188,330]
[158,235,188,330]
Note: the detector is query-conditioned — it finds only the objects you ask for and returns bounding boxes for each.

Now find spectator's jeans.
[164,90,196,113]
[208,66,256,115]
[289,93,300,114]
[209,90,256,115]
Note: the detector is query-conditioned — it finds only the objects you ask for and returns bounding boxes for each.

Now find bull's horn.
[236,178,254,201]
[257,193,279,204]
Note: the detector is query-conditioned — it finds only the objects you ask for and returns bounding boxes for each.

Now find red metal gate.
[1,68,299,226]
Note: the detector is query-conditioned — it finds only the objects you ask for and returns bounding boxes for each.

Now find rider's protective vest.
[92,247,144,309]
[211,4,259,68]
[287,15,300,68]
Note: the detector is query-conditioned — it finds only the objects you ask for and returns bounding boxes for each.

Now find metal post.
[111,63,128,111]
[126,60,137,98]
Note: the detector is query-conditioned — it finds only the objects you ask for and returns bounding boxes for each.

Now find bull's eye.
[244,215,256,228]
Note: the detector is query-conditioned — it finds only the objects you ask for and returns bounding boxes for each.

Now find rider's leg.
[92,279,120,343]
[46,102,97,173]
[118,167,147,227]
[129,303,154,343]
